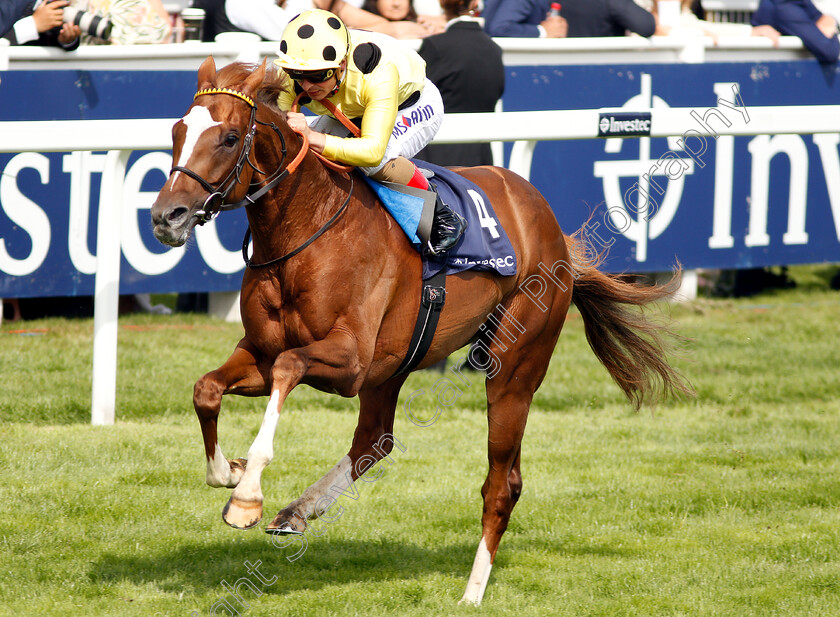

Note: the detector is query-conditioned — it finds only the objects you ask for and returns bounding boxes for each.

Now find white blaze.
[172,105,220,184]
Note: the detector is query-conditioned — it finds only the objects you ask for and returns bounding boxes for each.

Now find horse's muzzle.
[151,202,194,247]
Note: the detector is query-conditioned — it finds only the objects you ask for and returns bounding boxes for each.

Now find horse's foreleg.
[265,378,405,535]
[194,340,271,489]
[223,333,364,530]
[222,386,288,529]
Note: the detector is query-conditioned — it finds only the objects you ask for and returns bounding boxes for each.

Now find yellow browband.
[194,88,256,108]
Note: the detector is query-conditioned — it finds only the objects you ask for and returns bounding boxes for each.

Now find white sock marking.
[232,390,282,502]
[206,442,231,487]
[289,456,353,519]
[460,536,493,606]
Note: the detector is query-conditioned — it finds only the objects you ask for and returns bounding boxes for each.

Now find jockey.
[274,8,467,257]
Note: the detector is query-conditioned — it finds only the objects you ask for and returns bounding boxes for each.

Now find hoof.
[265,510,307,535]
[222,496,263,530]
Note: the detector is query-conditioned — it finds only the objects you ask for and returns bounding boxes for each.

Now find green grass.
[1,269,839,616]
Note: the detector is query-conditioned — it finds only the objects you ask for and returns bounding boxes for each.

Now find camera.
[63,7,113,40]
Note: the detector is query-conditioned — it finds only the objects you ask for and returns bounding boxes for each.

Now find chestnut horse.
[151,57,691,605]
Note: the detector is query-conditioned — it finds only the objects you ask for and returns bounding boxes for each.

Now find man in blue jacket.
[1,0,32,37]
[482,0,567,37]
[483,0,655,38]
[752,0,839,63]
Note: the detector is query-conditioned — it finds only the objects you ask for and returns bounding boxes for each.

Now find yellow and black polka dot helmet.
[275,9,351,72]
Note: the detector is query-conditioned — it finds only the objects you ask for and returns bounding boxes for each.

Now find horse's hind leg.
[461,295,569,605]
[194,339,270,489]
[266,377,406,534]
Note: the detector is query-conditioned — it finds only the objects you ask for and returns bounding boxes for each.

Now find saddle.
[361,161,517,280]
[366,162,517,378]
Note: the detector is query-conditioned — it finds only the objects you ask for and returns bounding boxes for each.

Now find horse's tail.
[566,234,694,409]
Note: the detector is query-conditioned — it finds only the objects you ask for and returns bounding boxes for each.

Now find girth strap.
[391,268,447,378]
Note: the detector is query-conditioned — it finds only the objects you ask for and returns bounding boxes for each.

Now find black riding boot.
[424,195,468,257]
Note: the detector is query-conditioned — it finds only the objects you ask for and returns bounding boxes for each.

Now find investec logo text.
[598,112,652,137]
[592,78,840,265]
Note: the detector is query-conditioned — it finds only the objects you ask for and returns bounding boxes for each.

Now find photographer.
[2,0,82,49]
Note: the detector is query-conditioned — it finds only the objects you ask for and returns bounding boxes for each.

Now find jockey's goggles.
[285,67,337,83]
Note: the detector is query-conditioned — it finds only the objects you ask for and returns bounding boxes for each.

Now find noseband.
[169,87,291,225]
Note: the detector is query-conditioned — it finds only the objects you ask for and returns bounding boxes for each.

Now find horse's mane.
[215,61,289,115]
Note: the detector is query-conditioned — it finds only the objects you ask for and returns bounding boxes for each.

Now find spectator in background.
[482,0,568,37]
[195,0,427,41]
[483,0,655,38]
[0,0,32,36]
[414,0,504,167]
[72,0,171,44]
[645,0,782,44]
[362,0,448,33]
[560,0,656,37]
[362,0,418,21]
[192,0,242,41]
[191,0,284,41]
[2,0,82,49]
[751,0,839,62]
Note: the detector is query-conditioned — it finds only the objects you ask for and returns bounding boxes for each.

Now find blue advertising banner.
[0,149,249,297]
[503,61,840,273]
[1,60,838,297]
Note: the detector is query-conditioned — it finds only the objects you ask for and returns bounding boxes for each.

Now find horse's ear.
[242,58,267,97]
[197,56,217,90]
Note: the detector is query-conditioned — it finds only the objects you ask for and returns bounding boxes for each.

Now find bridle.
[168,87,353,269]
[169,87,296,225]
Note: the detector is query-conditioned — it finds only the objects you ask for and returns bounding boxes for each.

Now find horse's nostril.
[167,207,189,223]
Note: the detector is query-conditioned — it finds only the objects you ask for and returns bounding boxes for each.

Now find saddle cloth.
[361,161,517,280]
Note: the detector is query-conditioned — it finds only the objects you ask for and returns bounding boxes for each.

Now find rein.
[242,174,353,269]
[291,94,361,174]
[170,86,354,269]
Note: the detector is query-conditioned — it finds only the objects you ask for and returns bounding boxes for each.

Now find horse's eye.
[223,133,239,148]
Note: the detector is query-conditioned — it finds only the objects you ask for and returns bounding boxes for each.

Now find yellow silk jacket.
[277,30,426,167]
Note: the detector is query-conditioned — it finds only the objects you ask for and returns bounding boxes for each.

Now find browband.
[194,88,256,108]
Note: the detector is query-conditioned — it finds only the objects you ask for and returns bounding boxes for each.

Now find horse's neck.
[245,121,351,263]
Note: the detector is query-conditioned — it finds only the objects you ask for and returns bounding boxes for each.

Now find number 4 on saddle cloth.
[361,161,518,280]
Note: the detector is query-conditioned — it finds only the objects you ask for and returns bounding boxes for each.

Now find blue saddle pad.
[361,161,517,280]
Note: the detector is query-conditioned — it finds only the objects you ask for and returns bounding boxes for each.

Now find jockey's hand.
[286,111,310,135]
[287,112,326,153]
